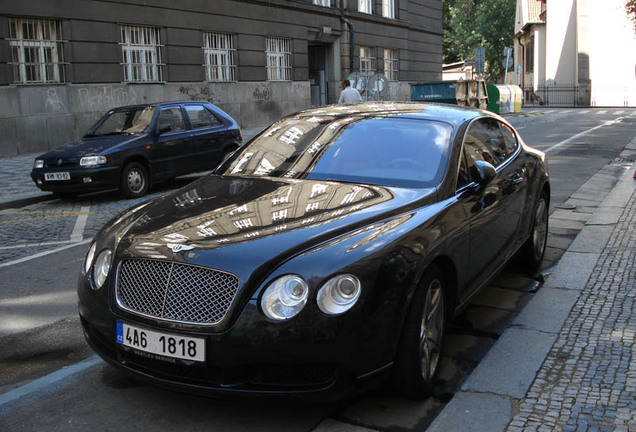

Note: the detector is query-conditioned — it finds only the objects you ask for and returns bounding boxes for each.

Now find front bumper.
[78,283,394,400]
[31,165,120,194]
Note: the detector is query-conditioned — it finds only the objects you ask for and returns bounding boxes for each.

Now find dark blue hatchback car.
[30,101,242,198]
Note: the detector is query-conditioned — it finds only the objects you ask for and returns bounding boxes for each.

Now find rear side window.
[185,105,222,129]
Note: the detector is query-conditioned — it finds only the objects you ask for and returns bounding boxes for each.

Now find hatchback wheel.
[395,265,446,398]
[120,162,149,198]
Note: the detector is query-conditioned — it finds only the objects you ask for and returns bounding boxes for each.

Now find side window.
[456,148,470,189]
[185,105,222,130]
[157,107,186,132]
[500,123,519,157]
[463,118,511,168]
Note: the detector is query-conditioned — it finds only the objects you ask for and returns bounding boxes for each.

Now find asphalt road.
[1,107,635,431]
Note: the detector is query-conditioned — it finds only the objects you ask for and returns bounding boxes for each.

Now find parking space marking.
[0,239,91,269]
[70,205,91,242]
[0,355,102,414]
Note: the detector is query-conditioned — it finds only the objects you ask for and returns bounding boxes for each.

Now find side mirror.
[158,123,172,134]
[471,160,497,185]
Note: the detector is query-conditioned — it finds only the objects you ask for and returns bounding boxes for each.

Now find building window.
[8,18,64,84]
[384,49,398,80]
[203,32,235,82]
[360,46,375,74]
[120,25,163,83]
[266,37,292,81]
[359,0,372,14]
[313,0,331,6]
[525,37,534,73]
[382,0,395,18]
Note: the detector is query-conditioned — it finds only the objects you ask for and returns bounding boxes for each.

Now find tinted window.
[185,105,222,129]
[463,118,515,168]
[221,117,453,188]
[500,123,519,156]
[157,107,186,132]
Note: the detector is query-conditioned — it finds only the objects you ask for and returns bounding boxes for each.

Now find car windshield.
[220,115,453,188]
[88,106,156,136]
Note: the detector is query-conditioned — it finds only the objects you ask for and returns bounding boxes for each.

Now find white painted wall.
[586,0,636,106]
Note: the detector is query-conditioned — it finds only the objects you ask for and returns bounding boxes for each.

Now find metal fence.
[522,85,580,107]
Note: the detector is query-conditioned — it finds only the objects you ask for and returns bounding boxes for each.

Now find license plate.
[44,172,70,181]
[116,322,205,362]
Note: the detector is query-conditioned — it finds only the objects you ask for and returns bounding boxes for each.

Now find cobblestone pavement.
[507,187,636,432]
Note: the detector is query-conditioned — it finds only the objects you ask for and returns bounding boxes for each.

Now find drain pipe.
[340,1,355,75]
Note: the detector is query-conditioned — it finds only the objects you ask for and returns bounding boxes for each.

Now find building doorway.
[309,45,328,106]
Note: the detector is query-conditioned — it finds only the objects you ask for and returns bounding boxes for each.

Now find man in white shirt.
[338,79,362,104]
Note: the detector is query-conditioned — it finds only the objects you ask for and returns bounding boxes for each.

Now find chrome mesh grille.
[116,259,239,325]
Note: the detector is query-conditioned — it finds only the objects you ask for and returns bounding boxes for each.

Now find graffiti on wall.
[253,88,269,101]
[45,88,67,113]
[179,86,215,103]
[78,86,140,112]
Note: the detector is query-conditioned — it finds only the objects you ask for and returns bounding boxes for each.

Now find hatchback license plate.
[44,172,70,181]
[116,322,205,362]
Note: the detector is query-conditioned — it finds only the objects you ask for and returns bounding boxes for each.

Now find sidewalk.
[429,157,636,430]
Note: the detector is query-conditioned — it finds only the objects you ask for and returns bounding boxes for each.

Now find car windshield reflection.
[221,116,452,188]
[87,106,156,137]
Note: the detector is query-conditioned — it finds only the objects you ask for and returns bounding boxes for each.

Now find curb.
[0,193,55,211]
[427,159,636,431]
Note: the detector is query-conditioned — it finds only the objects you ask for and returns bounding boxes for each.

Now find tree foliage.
[626,0,636,32]
[443,0,516,81]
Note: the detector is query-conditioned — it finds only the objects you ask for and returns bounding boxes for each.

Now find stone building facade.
[0,0,442,156]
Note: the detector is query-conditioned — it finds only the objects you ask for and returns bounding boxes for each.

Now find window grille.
[382,0,395,18]
[8,18,64,84]
[120,25,163,83]
[313,0,331,6]
[266,37,292,81]
[360,46,375,74]
[384,49,398,81]
[359,0,372,14]
[203,32,236,82]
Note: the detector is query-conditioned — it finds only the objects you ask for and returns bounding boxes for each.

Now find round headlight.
[34,159,44,169]
[261,275,308,321]
[317,274,361,315]
[92,249,112,289]
[84,242,97,274]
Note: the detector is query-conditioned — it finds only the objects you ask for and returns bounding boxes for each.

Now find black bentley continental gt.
[78,102,549,400]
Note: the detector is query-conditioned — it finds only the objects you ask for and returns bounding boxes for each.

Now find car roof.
[110,101,213,110]
[293,102,491,127]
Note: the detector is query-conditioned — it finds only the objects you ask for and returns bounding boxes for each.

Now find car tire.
[394,265,446,399]
[120,162,149,199]
[519,191,549,272]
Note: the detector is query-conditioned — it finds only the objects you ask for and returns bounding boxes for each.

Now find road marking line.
[0,239,91,269]
[0,355,102,412]
[613,110,625,115]
[579,110,590,114]
[545,117,625,154]
[0,240,80,250]
[70,205,91,242]
[597,110,608,114]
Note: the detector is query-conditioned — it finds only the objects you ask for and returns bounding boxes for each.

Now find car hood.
[37,134,142,159]
[113,175,437,280]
